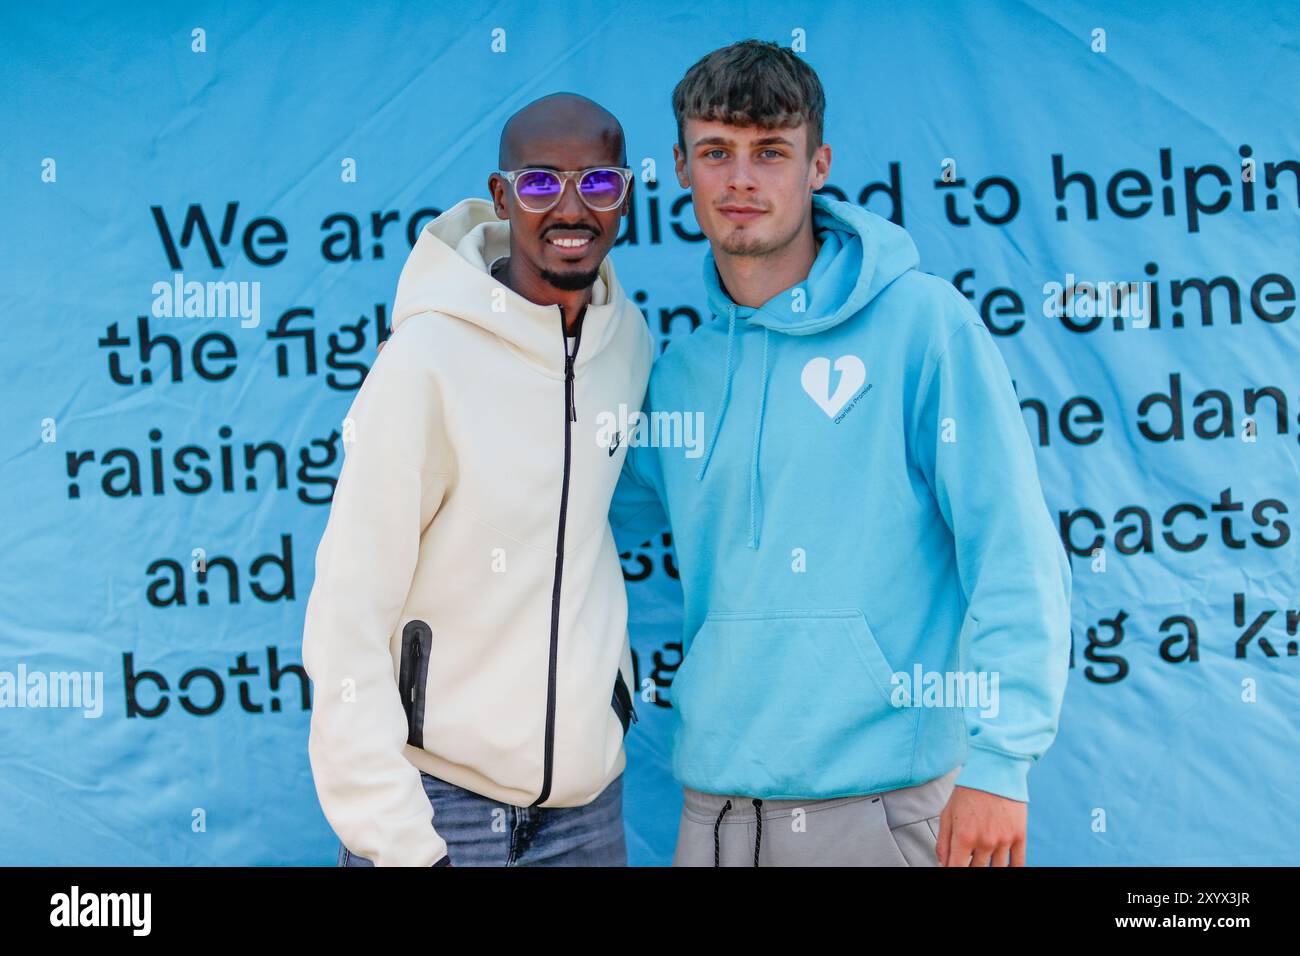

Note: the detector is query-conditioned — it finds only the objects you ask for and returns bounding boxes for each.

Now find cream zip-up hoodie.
[302,197,653,866]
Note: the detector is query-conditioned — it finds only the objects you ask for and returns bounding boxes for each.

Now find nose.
[725,154,760,194]
[552,175,589,219]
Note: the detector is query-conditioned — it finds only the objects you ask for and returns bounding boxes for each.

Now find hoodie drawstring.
[748,330,769,549]
[712,797,764,866]
[695,304,736,482]
[695,305,771,551]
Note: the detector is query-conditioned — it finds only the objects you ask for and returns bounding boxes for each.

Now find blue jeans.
[337,770,627,866]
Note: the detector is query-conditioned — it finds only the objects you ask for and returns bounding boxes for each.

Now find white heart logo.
[801,355,866,418]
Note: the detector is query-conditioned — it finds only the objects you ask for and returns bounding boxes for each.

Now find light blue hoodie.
[612,193,1072,803]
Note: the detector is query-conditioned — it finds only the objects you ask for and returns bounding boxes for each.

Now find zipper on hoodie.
[409,637,421,705]
[533,306,584,807]
[401,619,431,748]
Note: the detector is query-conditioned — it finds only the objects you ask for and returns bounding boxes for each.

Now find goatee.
[541,266,600,291]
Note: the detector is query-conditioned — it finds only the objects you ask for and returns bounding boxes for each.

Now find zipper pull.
[561,306,578,423]
[565,356,577,422]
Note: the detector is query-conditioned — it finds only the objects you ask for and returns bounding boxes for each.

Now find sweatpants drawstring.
[713,799,732,867]
[712,797,764,866]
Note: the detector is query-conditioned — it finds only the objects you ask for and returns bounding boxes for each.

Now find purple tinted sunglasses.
[498,166,634,213]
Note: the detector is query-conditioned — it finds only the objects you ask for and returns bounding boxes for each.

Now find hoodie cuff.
[954,745,1034,803]
[424,833,450,867]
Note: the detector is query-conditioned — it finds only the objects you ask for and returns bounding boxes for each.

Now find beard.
[716,214,803,259]
[540,266,601,291]
[719,232,782,257]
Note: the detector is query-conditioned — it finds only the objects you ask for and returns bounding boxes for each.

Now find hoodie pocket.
[398,619,432,749]
[671,608,918,796]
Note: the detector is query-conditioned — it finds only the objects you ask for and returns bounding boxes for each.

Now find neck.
[496,252,593,334]
[712,214,821,309]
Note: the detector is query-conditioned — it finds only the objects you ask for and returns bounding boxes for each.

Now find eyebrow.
[692,134,796,149]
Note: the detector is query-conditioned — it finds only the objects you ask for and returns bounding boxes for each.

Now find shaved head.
[498,92,626,169]
[488,92,632,310]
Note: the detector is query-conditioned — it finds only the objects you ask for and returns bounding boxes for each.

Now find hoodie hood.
[702,192,919,336]
[694,194,920,548]
[391,197,627,376]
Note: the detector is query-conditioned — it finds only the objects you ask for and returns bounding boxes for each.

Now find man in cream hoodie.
[302,93,653,866]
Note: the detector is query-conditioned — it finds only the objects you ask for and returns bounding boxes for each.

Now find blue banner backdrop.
[2,0,1297,865]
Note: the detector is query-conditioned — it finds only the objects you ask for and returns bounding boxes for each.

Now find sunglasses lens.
[578,168,625,208]
[515,170,562,209]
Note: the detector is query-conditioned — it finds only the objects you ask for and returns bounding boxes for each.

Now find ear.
[673,143,690,188]
[809,143,832,192]
[488,173,509,219]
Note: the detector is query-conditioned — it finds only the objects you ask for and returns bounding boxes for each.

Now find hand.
[935,785,1027,867]
[377,340,387,355]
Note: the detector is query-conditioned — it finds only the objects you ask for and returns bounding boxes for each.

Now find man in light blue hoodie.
[612,40,1072,866]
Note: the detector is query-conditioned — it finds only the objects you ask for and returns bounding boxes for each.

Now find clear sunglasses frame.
[497,166,634,213]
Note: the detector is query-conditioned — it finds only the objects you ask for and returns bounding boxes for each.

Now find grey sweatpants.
[672,767,961,866]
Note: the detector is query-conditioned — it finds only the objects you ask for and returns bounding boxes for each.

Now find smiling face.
[489,96,629,293]
[674,117,829,259]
